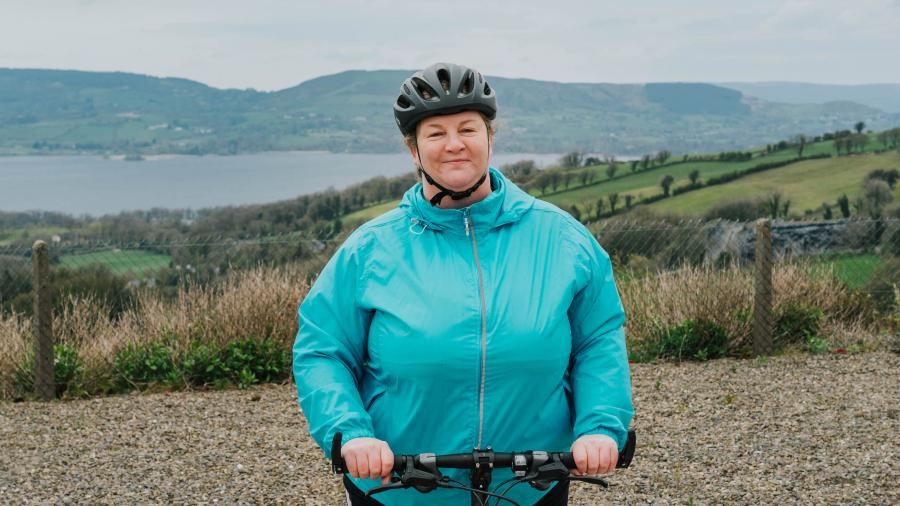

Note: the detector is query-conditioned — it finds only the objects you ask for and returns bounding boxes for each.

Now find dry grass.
[0,264,311,397]
[0,259,891,398]
[620,261,883,354]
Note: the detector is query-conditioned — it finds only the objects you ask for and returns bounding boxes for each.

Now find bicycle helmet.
[393,63,498,206]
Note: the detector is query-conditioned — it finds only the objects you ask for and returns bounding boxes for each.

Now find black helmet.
[393,62,497,136]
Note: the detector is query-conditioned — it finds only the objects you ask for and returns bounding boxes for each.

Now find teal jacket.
[293,167,633,505]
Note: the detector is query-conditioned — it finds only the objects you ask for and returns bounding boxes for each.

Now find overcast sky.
[3,0,899,91]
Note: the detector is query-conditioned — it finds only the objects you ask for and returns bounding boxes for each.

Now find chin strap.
[418,167,487,207]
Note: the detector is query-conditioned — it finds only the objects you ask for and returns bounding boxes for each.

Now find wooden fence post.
[32,240,54,400]
[753,219,774,355]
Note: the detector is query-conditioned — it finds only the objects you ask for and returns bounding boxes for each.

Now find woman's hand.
[341,437,395,485]
[570,434,618,476]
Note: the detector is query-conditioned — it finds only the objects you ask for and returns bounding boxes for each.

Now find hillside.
[342,132,899,224]
[1,68,898,155]
[648,151,900,216]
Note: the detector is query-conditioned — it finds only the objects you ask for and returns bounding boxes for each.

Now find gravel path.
[1,352,898,505]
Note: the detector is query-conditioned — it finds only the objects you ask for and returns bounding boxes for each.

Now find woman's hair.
[403,112,496,152]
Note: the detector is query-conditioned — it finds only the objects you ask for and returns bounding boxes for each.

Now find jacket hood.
[399,167,535,234]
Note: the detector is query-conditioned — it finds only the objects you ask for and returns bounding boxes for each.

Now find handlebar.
[332,429,636,474]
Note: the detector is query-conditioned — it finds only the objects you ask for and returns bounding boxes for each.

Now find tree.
[655,150,671,165]
[856,179,893,219]
[822,203,833,220]
[582,201,595,220]
[608,193,619,214]
[865,169,899,189]
[855,121,865,134]
[625,194,634,209]
[605,164,617,180]
[583,156,602,167]
[660,175,675,196]
[569,204,582,222]
[641,154,652,170]
[560,151,583,168]
[793,134,807,157]
[763,192,788,219]
[578,170,590,186]
[534,172,551,195]
[631,160,639,172]
[563,172,574,190]
[595,199,605,219]
[837,194,851,218]
[549,171,561,191]
[688,170,700,185]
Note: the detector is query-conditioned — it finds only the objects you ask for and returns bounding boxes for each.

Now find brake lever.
[567,475,609,488]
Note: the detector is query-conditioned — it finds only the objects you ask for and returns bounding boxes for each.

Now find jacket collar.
[399,166,535,235]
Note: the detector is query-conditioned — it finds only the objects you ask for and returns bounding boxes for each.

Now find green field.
[648,151,900,216]
[59,249,172,276]
[341,200,399,225]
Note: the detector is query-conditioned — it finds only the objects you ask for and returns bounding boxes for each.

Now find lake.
[0,152,563,217]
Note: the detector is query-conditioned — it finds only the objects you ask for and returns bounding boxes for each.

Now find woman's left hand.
[570,434,618,476]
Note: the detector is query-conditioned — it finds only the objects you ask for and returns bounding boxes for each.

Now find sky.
[2,0,899,91]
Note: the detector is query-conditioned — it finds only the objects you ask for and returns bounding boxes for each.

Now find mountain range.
[1,68,898,155]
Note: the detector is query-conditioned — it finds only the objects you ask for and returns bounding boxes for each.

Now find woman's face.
[409,110,492,190]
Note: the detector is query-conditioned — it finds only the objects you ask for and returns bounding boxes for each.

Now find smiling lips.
[445,159,469,163]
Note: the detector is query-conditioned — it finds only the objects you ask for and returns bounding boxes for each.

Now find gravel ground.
[1,352,898,505]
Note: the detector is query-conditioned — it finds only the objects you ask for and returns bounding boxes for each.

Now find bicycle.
[330,429,636,506]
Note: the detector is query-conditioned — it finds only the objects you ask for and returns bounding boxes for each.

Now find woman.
[293,63,633,506]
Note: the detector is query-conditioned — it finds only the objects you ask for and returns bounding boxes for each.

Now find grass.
[59,249,172,276]
[804,253,884,289]
[647,151,900,216]
[341,200,399,225]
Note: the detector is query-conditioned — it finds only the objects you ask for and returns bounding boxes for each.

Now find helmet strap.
[418,166,487,207]
[415,129,492,207]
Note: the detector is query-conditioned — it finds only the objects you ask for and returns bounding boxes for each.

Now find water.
[0,151,563,217]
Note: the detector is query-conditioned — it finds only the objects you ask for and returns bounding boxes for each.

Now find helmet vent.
[412,77,439,101]
[483,82,492,96]
[396,95,412,109]
[403,84,411,95]
[458,71,474,96]
[436,68,451,93]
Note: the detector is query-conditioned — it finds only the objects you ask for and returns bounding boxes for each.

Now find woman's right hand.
[341,437,395,485]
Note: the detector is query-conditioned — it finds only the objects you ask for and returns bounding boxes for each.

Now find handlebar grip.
[560,429,637,470]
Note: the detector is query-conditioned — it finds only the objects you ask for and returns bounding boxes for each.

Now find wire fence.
[1,217,898,400]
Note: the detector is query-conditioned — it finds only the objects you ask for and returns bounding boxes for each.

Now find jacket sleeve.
[566,223,634,450]
[292,231,375,458]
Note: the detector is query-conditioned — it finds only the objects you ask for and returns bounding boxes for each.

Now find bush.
[630,318,731,362]
[114,341,177,389]
[13,345,85,398]
[774,303,823,347]
[116,337,291,392]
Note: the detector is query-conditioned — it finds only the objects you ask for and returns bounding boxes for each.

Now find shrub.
[630,318,731,362]
[13,345,85,398]
[114,341,176,389]
[774,303,824,347]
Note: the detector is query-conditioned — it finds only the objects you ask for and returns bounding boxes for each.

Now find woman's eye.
[461,128,476,134]
[428,132,443,138]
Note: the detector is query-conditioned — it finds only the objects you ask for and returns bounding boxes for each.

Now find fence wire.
[1,218,898,400]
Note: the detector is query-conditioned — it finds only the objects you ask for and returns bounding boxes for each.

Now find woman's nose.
[445,133,465,151]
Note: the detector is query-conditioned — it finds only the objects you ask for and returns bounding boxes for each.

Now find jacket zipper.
[464,208,488,448]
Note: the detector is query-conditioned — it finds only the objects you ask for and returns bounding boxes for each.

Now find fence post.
[32,240,54,400]
[752,219,773,355]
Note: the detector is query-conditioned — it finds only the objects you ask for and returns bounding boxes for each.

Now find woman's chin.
[436,168,484,190]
